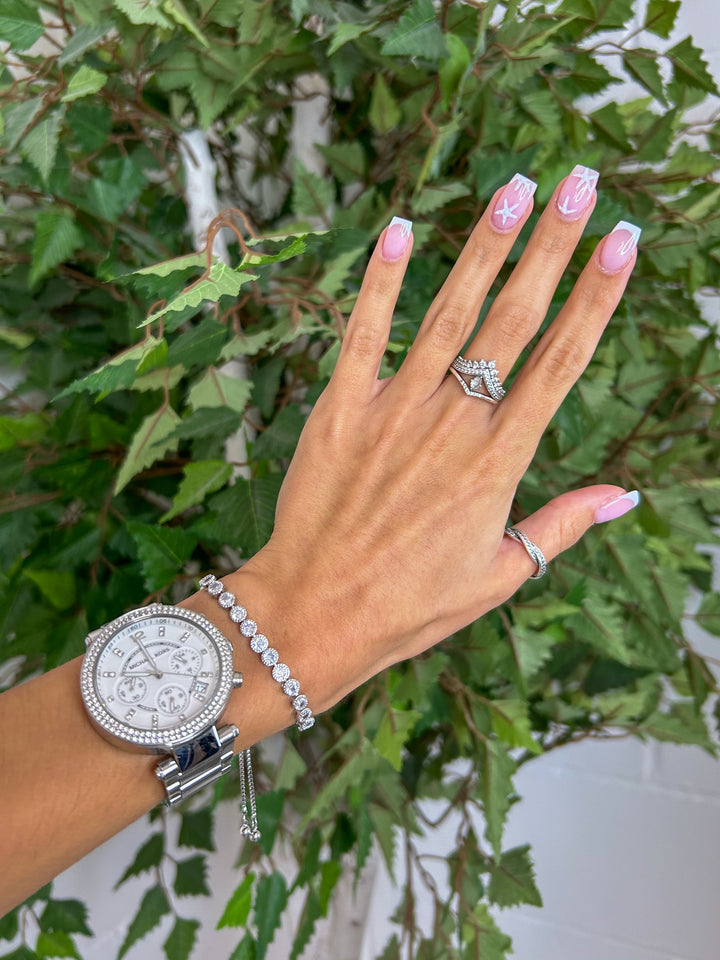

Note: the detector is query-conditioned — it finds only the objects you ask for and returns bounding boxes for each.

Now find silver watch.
[80,603,243,806]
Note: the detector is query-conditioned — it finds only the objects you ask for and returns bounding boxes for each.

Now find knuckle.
[535,227,574,261]
[344,320,385,361]
[428,304,470,346]
[538,332,589,387]
[577,277,619,315]
[490,299,540,347]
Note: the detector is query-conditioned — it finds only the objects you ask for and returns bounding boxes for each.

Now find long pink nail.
[556,165,599,221]
[594,490,640,524]
[599,221,641,273]
[382,216,412,261]
[491,173,537,233]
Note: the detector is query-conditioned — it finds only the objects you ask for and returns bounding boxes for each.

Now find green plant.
[1,0,720,957]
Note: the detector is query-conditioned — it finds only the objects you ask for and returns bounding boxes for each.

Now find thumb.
[494,485,641,587]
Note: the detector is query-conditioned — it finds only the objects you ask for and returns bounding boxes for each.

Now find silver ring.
[504,526,547,579]
[449,355,505,403]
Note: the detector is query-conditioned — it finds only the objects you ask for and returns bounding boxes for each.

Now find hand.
[236,169,640,715]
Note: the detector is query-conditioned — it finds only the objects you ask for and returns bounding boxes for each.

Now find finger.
[392,173,537,404]
[332,217,414,398]
[496,221,640,458]
[458,166,599,390]
[490,486,641,596]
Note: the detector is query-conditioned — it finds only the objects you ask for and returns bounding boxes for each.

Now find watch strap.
[155,723,238,805]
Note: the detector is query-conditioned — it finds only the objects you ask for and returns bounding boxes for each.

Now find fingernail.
[594,490,641,524]
[555,164,599,222]
[491,173,537,233]
[599,221,641,273]
[382,216,413,261]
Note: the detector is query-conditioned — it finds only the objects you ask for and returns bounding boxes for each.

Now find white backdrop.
[15,2,720,959]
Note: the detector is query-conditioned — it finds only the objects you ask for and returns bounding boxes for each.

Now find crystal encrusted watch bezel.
[80,603,235,749]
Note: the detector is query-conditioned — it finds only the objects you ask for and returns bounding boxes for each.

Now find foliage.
[1,0,720,958]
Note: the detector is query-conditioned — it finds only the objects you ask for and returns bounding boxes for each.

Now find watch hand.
[133,638,163,678]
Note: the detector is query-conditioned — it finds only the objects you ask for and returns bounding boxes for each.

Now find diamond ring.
[504,527,547,579]
[449,355,505,403]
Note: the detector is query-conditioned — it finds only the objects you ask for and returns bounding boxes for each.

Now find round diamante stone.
[293,695,308,711]
[250,634,268,653]
[283,679,300,697]
[260,648,279,667]
[272,663,290,683]
[198,574,215,587]
[219,591,235,608]
[240,619,257,638]
[229,605,247,623]
[208,580,223,596]
[297,716,315,731]
[297,707,313,723]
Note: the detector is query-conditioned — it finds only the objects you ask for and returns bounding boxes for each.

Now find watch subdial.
[156,684,188,716]
[116,676,148,704]
[169,648,202,675]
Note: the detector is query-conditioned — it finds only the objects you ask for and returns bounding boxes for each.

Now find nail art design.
[594,490,641,524]
[492,173,537,232]
[382,216,412,261]
[599,220,641,273]
[556,165,599,220]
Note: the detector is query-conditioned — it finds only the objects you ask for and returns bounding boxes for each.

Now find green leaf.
[316,142,366,185]
[0,0,43,51]
[253,872,288,960]
[292,160,333,221]
[169,407,244,443]
[381,0,447,60]
[30,213,83,287]
[0,412,47,451]
[439,33,471,109]
[217,874,255,929]
[638,702,716,753]
[644,0,680,37]
[179,807,215,851]
[19,107,65,183]
[161,460,232,522]
[166,319,227,369]
[327,22,369,56]
[290,890,321,960]
[319,860,341,915]
[58,23,112,65]
[590,101,632,151]
[668,37,719,94]
[253,405,306,460]
[373,708,421,771]
[62,65,108,103]
[487,845,543,908]
[411,182,470,216]
[115,405,181,493]
[2,97,43,151]
[696,592,720,636]
[187,367,252,414]
[115,834,165,888]
[0,909,19,941]
[368,74,401,135]
[24,570,76,611]
[623,49,666,103]
[143,264,257,326]
[228,935,256,960]
[127,522,197,592]
[173,855,210,898]
[470,903,514,959]
[162,0,208,46]
[489,700,542,755]
[113,0,172,27]
[58,336,165,399]
[478,739,516,857]
[163,918,200,960]
[117,886,170,960]
[209,475,282,555]
[35,931,78,959]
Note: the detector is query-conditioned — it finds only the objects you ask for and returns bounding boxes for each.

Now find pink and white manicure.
[492,173,537,233]
[556,164,599,221]
[594,490,641,524]
[599,221,642,273]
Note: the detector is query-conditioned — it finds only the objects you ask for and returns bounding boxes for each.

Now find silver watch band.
[155,723,239,805]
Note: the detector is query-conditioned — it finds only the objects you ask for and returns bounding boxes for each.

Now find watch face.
[81,605,235,748]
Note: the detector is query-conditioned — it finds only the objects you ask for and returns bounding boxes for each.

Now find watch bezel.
[80,603,235,749]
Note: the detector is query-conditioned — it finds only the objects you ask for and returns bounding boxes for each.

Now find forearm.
[0,565,319,917]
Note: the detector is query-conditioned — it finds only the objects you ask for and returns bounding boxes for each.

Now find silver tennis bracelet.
[198,573,315,841]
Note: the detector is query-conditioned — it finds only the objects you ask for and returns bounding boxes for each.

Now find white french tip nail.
[389,216,413,235]
[613,220,642,245]
[511,173,538,196]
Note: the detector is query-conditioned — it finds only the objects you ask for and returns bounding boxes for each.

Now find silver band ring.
[504,526,547,579]
[449,355,505,403]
